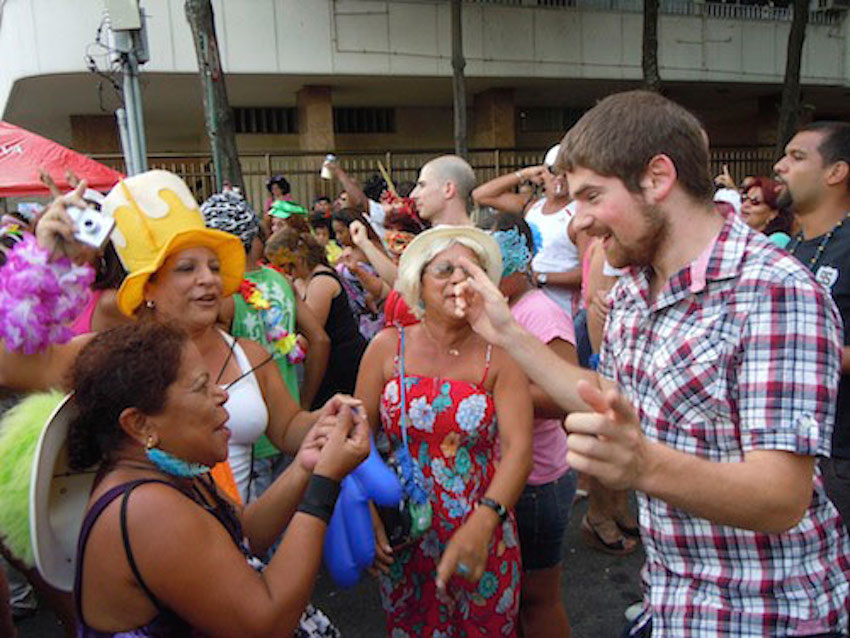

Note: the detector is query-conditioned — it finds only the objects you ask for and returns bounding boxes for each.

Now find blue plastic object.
[323,436,402,587]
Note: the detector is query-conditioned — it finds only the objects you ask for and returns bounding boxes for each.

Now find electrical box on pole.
[104,0,149,174]
[104,0,141,30]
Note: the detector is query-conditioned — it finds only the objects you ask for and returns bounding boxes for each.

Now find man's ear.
[638,154,677,204]
[443,179,457,200]
[118,407,154,447]
[826,160,850,188]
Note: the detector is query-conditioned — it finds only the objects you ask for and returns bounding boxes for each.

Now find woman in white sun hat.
[356,225,532,637]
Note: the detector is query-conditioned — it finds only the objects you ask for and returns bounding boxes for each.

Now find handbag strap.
[398,325,409,450]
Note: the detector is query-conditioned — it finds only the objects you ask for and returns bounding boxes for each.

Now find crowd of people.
[0,89,849,637]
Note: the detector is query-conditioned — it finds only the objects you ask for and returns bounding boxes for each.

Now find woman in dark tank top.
[66,323,368,637]
[266,229,368,409]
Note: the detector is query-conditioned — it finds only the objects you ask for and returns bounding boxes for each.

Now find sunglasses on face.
[425,260,479,280]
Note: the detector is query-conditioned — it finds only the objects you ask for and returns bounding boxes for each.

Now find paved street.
[17,496,644,637]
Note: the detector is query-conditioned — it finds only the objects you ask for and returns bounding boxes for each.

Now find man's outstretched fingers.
[603,388,638,425]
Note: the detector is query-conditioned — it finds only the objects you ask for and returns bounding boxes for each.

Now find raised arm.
[327,161,369,212]
[567,380,815,533]
[566,273,842,534]
[471,166,547,214]
[350,221,398,285]
[1,184,96,391]
[452,257,597,414]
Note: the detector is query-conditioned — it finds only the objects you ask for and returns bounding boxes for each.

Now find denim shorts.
[515,470,577,571]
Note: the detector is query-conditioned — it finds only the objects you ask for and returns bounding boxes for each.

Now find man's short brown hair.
[557,91,713,203]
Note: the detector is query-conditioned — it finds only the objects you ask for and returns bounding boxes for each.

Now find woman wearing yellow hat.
[0,170,364,635]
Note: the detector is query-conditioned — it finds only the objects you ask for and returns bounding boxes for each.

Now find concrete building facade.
[1,0,847,170]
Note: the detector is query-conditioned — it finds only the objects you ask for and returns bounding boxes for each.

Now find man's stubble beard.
[607,201,669,270]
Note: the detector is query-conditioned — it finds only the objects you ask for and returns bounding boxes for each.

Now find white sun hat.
[29,393,97,592]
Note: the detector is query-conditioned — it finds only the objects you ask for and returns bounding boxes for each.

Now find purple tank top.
[75,478,242,637]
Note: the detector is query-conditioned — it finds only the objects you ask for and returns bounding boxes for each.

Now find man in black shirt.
[776,121,850,524]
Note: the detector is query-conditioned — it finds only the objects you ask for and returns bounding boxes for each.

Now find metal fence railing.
[463,0,843,25]
[709,146,776,183]
[92,146,777,214]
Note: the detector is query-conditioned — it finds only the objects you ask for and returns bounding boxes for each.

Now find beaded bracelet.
[0,234,94,353]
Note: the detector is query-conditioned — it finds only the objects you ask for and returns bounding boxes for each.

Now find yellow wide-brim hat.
[102,170,245,317]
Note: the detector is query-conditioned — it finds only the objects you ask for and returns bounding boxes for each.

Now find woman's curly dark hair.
[67,323,189,471]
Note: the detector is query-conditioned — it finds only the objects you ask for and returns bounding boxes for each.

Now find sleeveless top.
[376,330,522,635]
[217,330,269,502]
[309,270,367,409]
[379,328,499,530]
[69,289,104,337]
[525,198,580,315]
[75,477,245,638]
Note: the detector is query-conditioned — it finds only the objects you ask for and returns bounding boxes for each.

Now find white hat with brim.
[398,225,503,286]
[713,188,742,216]
[30,393,97,593]
[544,144,561,168]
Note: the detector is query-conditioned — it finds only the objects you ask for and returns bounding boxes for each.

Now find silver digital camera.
[66,205,115,250]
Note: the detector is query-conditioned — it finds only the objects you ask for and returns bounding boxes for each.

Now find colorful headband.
[493,227,534,278]
[0,223,24,243]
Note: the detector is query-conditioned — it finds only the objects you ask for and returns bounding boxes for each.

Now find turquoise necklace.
[787,211,850,272]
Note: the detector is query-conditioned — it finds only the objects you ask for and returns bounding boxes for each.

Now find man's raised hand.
[564,379,651,492]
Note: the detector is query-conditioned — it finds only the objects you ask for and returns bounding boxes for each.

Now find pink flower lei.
[0,234,94,354]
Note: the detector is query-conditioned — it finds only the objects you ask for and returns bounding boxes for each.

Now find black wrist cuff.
[297,474,341,524]
[478,497,508,522]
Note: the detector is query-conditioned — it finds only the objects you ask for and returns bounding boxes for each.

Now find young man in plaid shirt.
[454,91,850,636]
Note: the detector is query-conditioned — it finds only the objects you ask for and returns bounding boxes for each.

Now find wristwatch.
[536,272,548,286]
[478,497,508,522]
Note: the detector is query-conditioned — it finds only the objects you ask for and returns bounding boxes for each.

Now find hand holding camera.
[36,180,115,259]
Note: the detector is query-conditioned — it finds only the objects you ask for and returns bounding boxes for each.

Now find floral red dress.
[377,333,521,637]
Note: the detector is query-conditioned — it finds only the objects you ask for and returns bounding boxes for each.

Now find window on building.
[517,107,585,133]
[334,108,396,134]
[233,107,298,134]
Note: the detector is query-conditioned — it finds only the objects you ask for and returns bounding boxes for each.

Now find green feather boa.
[0,391,64,567]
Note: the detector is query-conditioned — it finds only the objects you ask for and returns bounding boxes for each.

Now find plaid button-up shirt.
[599,213,850,636]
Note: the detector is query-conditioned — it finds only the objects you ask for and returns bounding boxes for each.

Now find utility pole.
[642,0,662,92]
[104,0,149,175]
[775,0,809,155]
[451,0,468,158]
[185,0,244,191]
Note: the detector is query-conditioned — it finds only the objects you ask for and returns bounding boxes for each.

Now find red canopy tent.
[0,121,124,197]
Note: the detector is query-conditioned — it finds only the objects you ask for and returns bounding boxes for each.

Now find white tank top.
[217,330,269,501]
[525,199,580,315]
